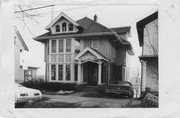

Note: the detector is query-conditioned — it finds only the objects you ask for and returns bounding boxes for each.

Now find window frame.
[68,24,73,31]
[66,38,71,52]
[51,40,57,53]
[55,25,60,32]
[62,22,67,32]
[58,39,64,53]
[58,64,63,81]
[65,64,71,81]
[51,64,56,80]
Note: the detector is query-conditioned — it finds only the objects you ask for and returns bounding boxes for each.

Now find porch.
[74,47,109,86]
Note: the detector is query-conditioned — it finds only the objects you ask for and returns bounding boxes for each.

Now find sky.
[14,4,158,78]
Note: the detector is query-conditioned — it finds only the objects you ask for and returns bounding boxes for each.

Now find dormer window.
[55,25,60,32]
[62,22,67,32]
[69,24,73,31]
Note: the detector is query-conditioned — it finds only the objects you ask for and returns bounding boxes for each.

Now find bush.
[97,83,107,96]
[75,83,87,91]
[22,82,77,92]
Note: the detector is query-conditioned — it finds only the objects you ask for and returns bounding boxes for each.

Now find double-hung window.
[58,65,63,80]
[59,39,64,53]
[51,65,56,80]
[66,39,71,52]
[51,40,56,53]
[55,25,60,32]
[68,24,73,31]
[66,65,71,81]
[62,22,67,32]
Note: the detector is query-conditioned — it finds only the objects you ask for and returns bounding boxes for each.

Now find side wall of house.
[143,19,158,55]
[146,59,158,92]
[14,35,25,83]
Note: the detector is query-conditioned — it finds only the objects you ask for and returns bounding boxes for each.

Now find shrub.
[97,83,107,96]
[75,83,87,91]
[22,82,77,92]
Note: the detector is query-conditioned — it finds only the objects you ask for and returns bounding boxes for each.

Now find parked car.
[106,81,134,98]
[15,82,42,106]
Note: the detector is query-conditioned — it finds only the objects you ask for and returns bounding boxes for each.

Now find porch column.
[142,61,147,92]
[98,61,102,84]
[77,61,81,84]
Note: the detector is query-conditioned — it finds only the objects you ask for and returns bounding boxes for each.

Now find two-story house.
[136,11,158,94]
[14,27,29,83]
[34,12,134,86]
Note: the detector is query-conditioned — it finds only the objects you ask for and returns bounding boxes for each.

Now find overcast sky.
[14,4,158,77]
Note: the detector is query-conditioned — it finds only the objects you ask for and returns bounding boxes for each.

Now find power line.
[14,5,55,13]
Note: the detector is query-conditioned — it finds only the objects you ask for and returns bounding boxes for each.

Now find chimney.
[94,14,97,22]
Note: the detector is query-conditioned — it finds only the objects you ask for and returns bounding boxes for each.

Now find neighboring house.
[24,66,39,83]
[136,11,158,94]
[34,12,134,86]
[14,27,29,83]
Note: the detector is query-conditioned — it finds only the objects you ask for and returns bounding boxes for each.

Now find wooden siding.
[143,19,158,55]
[146,59,158,91]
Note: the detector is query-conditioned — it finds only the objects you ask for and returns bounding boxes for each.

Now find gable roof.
[136,11,158,46]
[74,47,109,61]
[76,17,112,33]
[14,26,29,51]
[110,26,131,34]
[45,12,80,30]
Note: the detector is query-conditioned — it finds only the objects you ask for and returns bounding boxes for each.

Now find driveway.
[17,91,141,108]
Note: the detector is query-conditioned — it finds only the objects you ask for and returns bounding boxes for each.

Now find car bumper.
[106,89,130,95]
[16,96,42,103]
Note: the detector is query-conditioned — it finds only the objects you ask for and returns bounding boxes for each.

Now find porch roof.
[74,47,109,62]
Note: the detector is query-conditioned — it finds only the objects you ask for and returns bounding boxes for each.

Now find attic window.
[62,22,67,32]
[69,24,73,31]
[55,25,60,32]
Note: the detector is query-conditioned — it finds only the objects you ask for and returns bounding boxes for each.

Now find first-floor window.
[58,65,63,80]
[51,65,56,80]
[66,64,71,81]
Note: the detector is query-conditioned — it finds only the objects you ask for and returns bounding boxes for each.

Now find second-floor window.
[55,25,60,32]
[59,39,64,53]
[92,39,99,49]
[62,22,67,32]
[68,24,73,31]
[66,38,71,52]
[51,40,56,53]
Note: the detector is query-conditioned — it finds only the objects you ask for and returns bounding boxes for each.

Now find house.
[136,11,158,94]
[24,66,39,83]
[14,27,29,83]
[34,12,134,86]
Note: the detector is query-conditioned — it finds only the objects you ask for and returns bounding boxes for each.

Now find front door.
[84,62,98,86]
